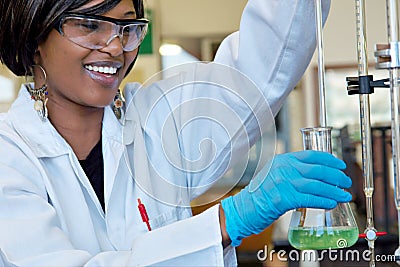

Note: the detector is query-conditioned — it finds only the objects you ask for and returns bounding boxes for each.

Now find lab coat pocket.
[148,206,192,230]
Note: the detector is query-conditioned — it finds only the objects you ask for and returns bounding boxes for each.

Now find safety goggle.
[55,13,149,52]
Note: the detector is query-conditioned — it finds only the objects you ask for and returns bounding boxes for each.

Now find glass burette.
[290,0,329,235]
[355,0,377,266]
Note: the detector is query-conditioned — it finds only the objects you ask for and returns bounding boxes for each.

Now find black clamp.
[346,75,389,95]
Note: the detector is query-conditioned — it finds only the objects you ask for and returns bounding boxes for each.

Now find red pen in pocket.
[138,198,151,231]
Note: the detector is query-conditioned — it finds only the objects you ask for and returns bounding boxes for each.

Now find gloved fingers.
[294,161,352,189]
[292,178,352,203]
[295,192,338,210]
[290,150,346,170]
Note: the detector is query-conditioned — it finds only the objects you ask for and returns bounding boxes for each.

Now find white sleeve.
[214,0,331,116]
[65,205,234,267]
[127,205,236,266]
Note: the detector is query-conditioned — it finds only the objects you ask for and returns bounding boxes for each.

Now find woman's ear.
[33,49,41,65]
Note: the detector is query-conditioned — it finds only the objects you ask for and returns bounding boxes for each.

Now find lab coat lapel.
[105,108,152,249]
[64,105,125,218]
[125,103,156,201]
[102,106,125,211]
[9,87,106,215]
[124,85,189,208]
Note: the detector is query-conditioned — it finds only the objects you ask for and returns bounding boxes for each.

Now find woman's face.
[36,0,138,109]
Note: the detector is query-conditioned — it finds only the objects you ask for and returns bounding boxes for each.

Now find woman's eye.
[123,26,133,34]
[82,23,98,30]
[77,21,100,31]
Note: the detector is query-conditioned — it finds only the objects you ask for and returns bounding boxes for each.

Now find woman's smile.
[84,61,123,88]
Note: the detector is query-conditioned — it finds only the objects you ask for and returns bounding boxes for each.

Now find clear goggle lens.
[60,16,148,52]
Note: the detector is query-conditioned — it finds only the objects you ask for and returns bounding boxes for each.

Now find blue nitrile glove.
[221,150,352,246]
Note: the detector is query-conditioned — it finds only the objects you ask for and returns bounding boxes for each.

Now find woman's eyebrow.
[124,11,136,18]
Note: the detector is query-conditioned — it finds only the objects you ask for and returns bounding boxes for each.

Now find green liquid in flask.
[288,226,359,250]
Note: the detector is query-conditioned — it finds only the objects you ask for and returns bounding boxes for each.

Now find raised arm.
[215,0,331,116]
[124,0,332,201]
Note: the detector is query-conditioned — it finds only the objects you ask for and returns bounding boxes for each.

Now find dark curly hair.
[0,0,144,76]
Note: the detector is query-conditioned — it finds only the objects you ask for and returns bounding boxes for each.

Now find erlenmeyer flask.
[288,127,359,250]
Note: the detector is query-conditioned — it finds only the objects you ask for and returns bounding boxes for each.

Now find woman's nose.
[101,34,124,56]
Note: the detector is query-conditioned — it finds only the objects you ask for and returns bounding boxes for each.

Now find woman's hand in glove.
[220,150,352,246]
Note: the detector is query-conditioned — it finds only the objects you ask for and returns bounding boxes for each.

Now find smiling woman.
[0,0,352,266]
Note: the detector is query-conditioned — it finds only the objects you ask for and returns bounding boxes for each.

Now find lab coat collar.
[121,82,140,146]
[9,85,124,158]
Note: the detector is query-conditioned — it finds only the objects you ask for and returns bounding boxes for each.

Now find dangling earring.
[113,89,124,120]
[25,65,48,121]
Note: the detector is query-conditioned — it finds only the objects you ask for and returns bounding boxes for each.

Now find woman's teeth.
[85,65,118,75]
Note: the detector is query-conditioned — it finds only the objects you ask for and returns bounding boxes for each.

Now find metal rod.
[389,67,400,238]
[315,0,327,127]
[355,0,376,266]
[385,0,400,258]
[381,128,390,233]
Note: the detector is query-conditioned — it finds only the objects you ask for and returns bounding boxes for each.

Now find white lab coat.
[0,0,330,266]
